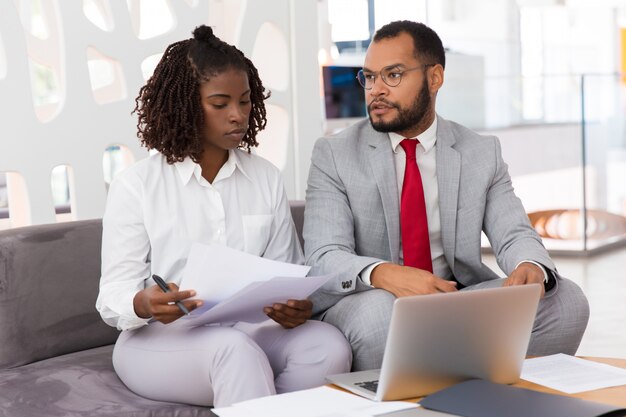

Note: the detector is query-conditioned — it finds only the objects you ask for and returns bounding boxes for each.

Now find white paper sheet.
[521,353,626,394]
[179,274,331,326]
[179,242,310,306]
[177,243,325,326]
[212,386,418,417]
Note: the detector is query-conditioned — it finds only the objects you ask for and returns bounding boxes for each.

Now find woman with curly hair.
[96,25,351,407]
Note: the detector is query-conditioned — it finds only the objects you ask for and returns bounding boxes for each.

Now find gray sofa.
[0,201,306,417]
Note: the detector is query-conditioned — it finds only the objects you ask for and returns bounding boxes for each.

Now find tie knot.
[400,139,419,159]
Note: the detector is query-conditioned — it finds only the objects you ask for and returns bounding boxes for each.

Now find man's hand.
[370,263,457,298]
[503,262,546,298]
[264,299,312,329]
[133,283,203,324]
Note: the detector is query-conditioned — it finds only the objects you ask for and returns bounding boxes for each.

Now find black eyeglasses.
[356,64,434,90]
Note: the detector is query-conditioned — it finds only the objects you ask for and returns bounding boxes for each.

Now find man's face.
[363,33,439,137]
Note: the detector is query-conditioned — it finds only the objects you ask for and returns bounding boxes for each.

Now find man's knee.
[321,289,395,370]
[324,289,395,333]
[531,278,589,355]
[551,278,589,333]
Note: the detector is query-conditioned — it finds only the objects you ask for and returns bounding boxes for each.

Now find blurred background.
[1,0,625,358]
[1,0,625,256]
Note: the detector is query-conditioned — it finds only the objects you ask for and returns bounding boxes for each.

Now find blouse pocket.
[242,214,273,256]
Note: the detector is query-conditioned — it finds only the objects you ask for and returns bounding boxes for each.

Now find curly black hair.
[374,20,446,69]
[133,25,269,164]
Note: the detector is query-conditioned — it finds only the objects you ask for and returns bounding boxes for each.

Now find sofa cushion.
[0,345,215,417]
[0,220,119,369]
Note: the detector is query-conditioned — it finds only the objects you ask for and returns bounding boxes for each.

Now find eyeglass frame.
[356,64,435,90]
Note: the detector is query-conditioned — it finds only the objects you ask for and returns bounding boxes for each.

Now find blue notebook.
[420,379,626,417]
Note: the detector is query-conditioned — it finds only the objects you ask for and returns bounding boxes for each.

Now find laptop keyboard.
[355,380,379,393]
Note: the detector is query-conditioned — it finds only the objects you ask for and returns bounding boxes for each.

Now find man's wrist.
[370,263,394,288]
[516,260,557,291]
[360,261,386,286]
[516,260,548,283]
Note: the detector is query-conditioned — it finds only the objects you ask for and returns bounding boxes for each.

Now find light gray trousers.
[113,319,351,407]
[319,278,589,371]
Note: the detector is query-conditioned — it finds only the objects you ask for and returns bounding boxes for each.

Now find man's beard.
[368,77,431,134]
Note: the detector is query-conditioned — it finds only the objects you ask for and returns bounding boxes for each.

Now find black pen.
[151,274,190,315]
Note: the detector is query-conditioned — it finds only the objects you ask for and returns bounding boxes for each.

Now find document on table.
[521,353,626,394]
[176,243,329,327]
[212,386,419,417]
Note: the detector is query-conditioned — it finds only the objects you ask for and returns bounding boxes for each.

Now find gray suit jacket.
[304,116,556,314]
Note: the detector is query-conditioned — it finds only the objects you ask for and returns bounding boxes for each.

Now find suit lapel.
[366,128,401,263]
[436,116,460,272]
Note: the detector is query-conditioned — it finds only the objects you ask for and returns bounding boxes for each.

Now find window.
[327,0,372,52]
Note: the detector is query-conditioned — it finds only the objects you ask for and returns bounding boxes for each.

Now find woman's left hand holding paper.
[264,299,313,329]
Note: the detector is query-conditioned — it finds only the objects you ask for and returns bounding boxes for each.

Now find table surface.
[402,356,626,408]
[206,357,626,417]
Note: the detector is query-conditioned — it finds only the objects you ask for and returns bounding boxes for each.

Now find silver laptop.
[327,284,541,401]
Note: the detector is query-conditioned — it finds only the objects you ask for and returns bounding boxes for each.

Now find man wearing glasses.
[303,20,589,371]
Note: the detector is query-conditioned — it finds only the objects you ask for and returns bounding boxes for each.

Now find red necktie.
[399,139,433,272]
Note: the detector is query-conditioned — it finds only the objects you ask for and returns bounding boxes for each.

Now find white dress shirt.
[96,150,303,331]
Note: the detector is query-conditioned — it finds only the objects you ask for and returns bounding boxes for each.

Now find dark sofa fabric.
[289,200,305,250]
[0,220,118,369]
[0,345,212,417]
[0,202,306,416]
[0,219,216,416]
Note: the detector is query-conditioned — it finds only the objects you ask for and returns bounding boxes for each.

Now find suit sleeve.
[304,138,383,314]
[483,137,557,276]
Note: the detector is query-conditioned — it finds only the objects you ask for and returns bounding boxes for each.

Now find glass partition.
[581,74,626,252]
[461,73,626,255]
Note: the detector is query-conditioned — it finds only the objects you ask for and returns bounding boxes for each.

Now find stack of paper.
[176,243,331,327]
[521,354,626,394]
[213,386,418,417]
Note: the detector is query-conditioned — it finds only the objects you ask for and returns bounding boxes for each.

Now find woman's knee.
[203,327,267,366]
[310,321,352,371]
[266,321,350,393]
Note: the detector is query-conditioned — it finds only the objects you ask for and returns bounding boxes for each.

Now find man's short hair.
[373,20,446,69]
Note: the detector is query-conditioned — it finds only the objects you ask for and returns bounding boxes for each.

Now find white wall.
[0,0,322,227]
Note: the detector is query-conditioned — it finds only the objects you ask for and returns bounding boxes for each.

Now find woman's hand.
[264,299,312,329]
[133,283,203,324]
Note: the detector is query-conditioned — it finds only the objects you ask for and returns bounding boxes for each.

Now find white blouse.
[96,149,303,331]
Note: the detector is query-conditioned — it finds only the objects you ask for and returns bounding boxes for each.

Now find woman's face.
[198,68,251,153]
